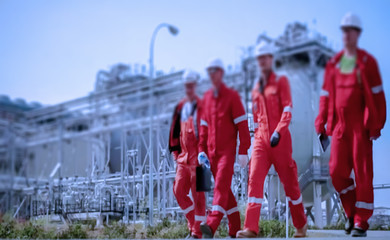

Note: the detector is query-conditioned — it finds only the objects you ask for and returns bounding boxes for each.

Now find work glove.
[370,135,380,141]
[198,152,210,168]
[238,154,249,168]
[369,129,381,141]
[270,131,280,147]
[172,151,179,161]
[315,124,326,136]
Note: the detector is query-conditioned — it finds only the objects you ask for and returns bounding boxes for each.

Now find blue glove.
[198,152,210,168]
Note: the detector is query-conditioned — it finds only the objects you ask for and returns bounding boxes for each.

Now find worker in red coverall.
[315,13,386,237]
[169,70,206,239]
[236,42,307,238]
[197,58,251,238]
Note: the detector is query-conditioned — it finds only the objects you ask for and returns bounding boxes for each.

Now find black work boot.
[200,223,213,239]
[351,227,367,237]
[345,218,354,235]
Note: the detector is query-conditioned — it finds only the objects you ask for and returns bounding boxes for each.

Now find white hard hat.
[255,41,274,58]
[340,12,362,31]
[206,58,224,71]
[182,69,199,84]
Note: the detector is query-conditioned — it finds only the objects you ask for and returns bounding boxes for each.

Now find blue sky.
[1,0,389,207]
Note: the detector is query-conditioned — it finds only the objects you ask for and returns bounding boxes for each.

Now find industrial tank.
[279,66,332,205]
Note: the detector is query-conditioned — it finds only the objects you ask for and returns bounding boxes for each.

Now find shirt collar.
[213,82,227,98]
[260,71,275,86]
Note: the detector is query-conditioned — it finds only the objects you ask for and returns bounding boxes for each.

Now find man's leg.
[191,165,206,238]
[206,155,235,235]
[352,130,374,231]
[272,137,307,230]
[242,140,271,235]
[329,134,356,221]
[226,189,240,237]
[173,164,195,233]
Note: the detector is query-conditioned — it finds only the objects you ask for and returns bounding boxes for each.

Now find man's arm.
[275,76,293,135]
[231,91,251,155]
[168,103,181,159]
[367,56,386,138]
[315,64,332,134]
[198,98,209,154]
[252,93,260,135]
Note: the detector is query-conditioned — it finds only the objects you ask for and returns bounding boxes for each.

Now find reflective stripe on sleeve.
[283,106,292,113]
[248,197,263,204]
[234,114,247,124]
[320,89,329,97]
[200,119,208,127]
[372,85,383,94]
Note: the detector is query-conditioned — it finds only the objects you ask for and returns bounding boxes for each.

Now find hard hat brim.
[206,66,224,71]
[341,25,362,32]
[255,53,273,58]
[184,80,197,84]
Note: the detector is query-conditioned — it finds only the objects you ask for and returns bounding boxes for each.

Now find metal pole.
[162,150,167,218]
[148,23,179,226]
[286,197,289,238]
[278,177,281,220]
[9,125,15,215]
[326,198,332,226]
[313,181,323,228]
[148,25,158,226]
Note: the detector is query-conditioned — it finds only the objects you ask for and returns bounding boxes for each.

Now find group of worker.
[168,12,386,238]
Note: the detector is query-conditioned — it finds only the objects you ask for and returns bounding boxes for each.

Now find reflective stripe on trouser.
[244,134,307,234]
[206,154,241,237]
[173,164,206,237]
[329,127,373,230]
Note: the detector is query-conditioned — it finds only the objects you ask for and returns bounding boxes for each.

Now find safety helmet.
[255,41,275,58]
[206,58,224,71]
[340,12,362,31]
[183,69,199,84]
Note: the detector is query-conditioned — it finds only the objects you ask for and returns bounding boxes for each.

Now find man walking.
[198,58,251,238]
[169,70,206,238]
[315,13,386,237]
[237,42,307,238]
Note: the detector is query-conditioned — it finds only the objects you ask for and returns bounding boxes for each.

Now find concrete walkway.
[304,229,390,239]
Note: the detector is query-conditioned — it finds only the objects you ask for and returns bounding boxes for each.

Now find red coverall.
[198,83,251,237]
[315,49,386,230]
[244,72,307,234]
[169,97,206,237]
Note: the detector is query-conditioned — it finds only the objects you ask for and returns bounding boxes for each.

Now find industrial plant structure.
[2,22,383,228]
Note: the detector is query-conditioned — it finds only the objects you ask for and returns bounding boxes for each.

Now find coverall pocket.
[334,108,346,139]
[185,128,196,142]
[269,92,280,106]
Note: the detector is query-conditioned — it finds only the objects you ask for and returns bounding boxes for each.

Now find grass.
[0,215,57,239]
[0,215,191,239]
[323,221,346,230]
[10,214,381,239]
[259,220,295,238]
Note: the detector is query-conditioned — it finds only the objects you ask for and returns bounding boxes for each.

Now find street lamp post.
[148,23,178,226]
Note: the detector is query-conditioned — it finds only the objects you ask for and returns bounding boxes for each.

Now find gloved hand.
[370,135,380,141]
[270,131,280,147]
[172,151,179,161]
[198,152,210,168]
[238,154,249,168]
[369,129,381,141]
[316,124,326,135]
